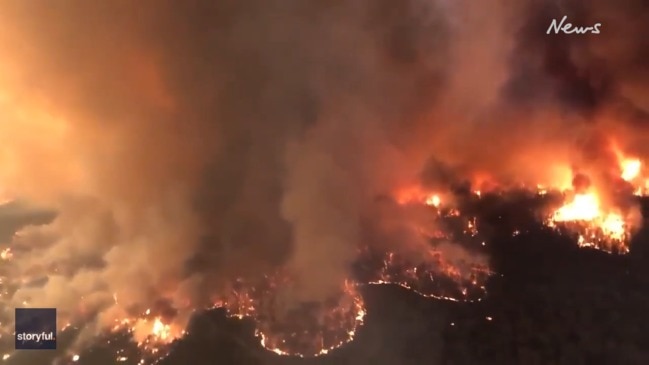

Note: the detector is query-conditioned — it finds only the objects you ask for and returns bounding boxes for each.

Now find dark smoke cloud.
[0,0,647,350]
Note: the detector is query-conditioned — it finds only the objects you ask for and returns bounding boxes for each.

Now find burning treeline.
[0,0,648,362]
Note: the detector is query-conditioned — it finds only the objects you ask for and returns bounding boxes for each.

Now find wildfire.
[552,192,601,222]
[364,250,490,302]
[358,186,493,302]
[614,150,649,195]
[150,318,172,341]
[426,194,441,207]
[396,186,443,208]
[254,281,366,357]
[5,145,649,364]
[634,181,649,196]
[99,310,186,364]
[104,162,643,362]
[620,158,641,182]
[535,143,649,254]
[547,191,630,253]
[210,275,367,357]
[0,248,11,260]
[208,219,490,358]
[135,316,184,350]
[544,184,633,253]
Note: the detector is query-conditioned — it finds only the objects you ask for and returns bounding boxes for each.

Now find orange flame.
[547,190,630,253]
[620,158,641,182]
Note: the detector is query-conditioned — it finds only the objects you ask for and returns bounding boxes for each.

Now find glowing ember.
[0,248,11,260]
[425,194,441,207]
[465,218,479,237]
[634,180,649,196]
[537,184,548,195]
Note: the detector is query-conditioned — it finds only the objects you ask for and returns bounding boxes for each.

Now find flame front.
[621,158,641,182]
[541,146,649,254]
[0,140,646,363]
[211,276,366,357]
[547,191,630,253]
[397,186,443,208]
[552,193,601,222]
[150,318,172,342]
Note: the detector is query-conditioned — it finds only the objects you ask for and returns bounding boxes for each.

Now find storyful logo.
[547,15,601,34]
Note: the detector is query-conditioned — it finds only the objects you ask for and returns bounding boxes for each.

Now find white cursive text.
[546,16,601,34]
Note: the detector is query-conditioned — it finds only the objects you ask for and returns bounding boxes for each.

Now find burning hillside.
[0,0,648,364]
[4,151,648,363]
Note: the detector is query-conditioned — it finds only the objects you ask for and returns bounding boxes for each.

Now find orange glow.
[552,193,601,222]
[425,194,441,207]
[634,180,649,196]
[0,248,12,260]
[613,148,649,195]
[620,158,641,181]
[150,318,172,341]
[547,190,630,253]
[109,313,185,358]
[212,277,366,358]
[396,186,442,207]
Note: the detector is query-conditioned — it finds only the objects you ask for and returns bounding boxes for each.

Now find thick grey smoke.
[0,0,462,334]
[0,0,647,350]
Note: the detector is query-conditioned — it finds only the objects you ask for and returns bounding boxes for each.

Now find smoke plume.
[0,0,647,349]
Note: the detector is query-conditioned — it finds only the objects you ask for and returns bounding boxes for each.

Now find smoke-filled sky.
[0,0,648,349]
